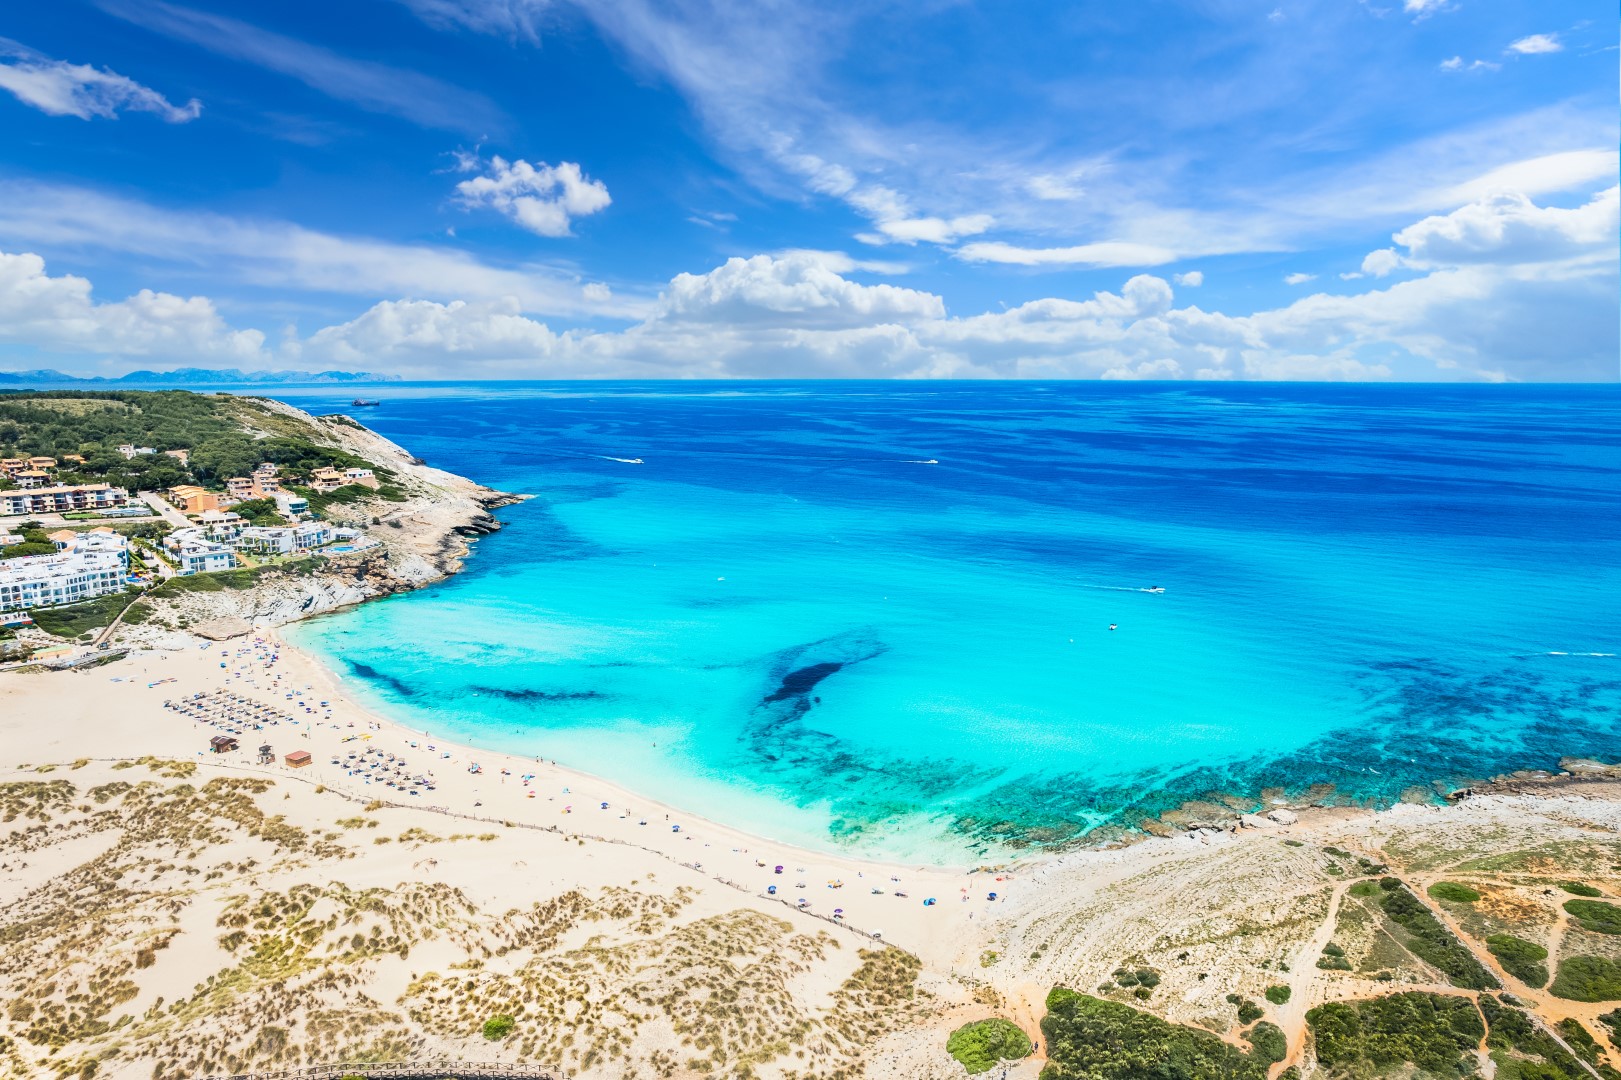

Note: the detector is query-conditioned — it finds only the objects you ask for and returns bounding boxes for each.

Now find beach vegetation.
[1307,993,1483,1077]
[1317,942,1351,971]
[481,1013,515,1040]
[1376,879,1498,989]
[1480,993,1599,1078]
[1040,989,1272,1080]
[1556,1018,1602,1065]
[944,1018,1031,1074]
[28,592,139,638]
[1551,956,1621,1002]
[1564,899,1621,935]
[1560,882,1604,897]
[1486,935,1549,988]
[1264,984,1290,1005]
[1245,1021,1286,1064]
[1427,881,1482,903]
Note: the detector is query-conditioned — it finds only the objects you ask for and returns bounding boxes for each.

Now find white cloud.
[1440,56,1499,73]
[1174,271,1204,287]
[658,252,943,327]
[1403,0,1449,17]
[1393,186,1619,268]
[6,191,1614,383]
[956,241,1178,268]
[1508,34,1562,55]
[454,155,611,237]
[0,181,636,319]
[1284,272,1317,285]
[1442,149,1618,205]
[98,0,502,133]
[0,38,200,121]
[0,250,263,361]
[1361,249,1405,277]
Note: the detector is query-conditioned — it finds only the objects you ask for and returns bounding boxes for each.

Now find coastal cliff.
[125,397,525,640]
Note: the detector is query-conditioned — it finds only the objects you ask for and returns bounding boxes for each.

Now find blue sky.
[0,0,1614,380]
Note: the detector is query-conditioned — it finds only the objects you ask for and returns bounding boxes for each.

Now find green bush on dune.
[1040,988,1272,1080]
[1564,899,1621,935]
[1427,881,1482,903]
[1551,956,1621,1002]
[1485,934,1549,989]
[481,1013,515,1040]
[1307,992,1483,1077]
[1560,882,1603,897]
[1377,879,1498,990]
[945,1018,1032,1074]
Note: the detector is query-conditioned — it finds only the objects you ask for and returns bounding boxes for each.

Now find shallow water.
[276,382,1621,863]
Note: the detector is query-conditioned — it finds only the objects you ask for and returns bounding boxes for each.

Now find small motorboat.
[351,399,381,407]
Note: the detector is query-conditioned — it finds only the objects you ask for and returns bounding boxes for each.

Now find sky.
[0,0,1614,381]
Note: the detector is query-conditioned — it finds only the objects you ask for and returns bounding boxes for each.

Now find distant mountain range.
[0,368,401,386]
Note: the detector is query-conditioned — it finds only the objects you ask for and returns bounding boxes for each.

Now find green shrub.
[1040,989,1271,1080]
[1377,881,1498,989]
[1264,984,1291,1005]
[1560,882,1603,897]
[481,1013,516,1040]
[945,1018,1032,1074]
[1556,1019,1602,1065]
[1480,994,1591,1077]
[1551,956,1621,1002]
[1427,881,1482,903]
[1485,934,1549,989]
[1237,999,1264,1023]
[1246,1021,1287,1064]
[1565,899,1621,935]
[1307,993,1483,1077]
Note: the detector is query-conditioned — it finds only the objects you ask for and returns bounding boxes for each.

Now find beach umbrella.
[774,865,784,874]
[767,885,777,895]
[988,892,998,901]
[923,898,936,906]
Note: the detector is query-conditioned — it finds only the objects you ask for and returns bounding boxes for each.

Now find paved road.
[138,490,193,529]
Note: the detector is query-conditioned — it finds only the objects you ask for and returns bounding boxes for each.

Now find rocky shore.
[120,399,527,645]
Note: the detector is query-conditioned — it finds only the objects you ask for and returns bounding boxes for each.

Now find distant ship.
[351,399,381,407]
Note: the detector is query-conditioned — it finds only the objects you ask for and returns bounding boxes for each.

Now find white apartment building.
[173,540,236,576]
[0,484,129,517]
[274,491,309,518]
[233,521,334,556]
[0,531,131,612]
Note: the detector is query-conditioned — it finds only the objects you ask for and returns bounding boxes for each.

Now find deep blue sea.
[266,382,1621,862]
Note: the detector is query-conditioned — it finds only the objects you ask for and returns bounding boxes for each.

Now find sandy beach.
[7,632,1621,1079]
[1,630,1008,972]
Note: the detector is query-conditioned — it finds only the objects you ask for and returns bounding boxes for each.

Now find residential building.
[309,467,346,492]
[61,454,86,465]
[169,537,236,576]
[225,477,259,501]
[0,484,129,517]
[47,529,76,548]
[233,521,334,556]
[252,463,282,493]
[274,491,309,518]
[14,470,51,489]
[163,449,190,466]
[342,467,379,490]
[27,457,56,471]
[0,459,24,477]
[116,444,157,459]
[168,485,220,513]
[0,531,130,611]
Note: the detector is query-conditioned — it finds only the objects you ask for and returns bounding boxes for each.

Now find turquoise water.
[278,383,1621,863]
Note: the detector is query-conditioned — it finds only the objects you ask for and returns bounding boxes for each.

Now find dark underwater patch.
[763,661,844,704]
[470,685,607,703]
[346,660,418,700]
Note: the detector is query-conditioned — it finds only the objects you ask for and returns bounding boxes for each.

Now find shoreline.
[9,623,1613,968]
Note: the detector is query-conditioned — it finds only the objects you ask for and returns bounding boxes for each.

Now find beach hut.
[284,750,313,768]
[258,744,274,764]
[209,736,238,754]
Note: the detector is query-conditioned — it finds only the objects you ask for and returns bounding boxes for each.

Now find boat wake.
[600,456,645,464]
[1076,584,1168,594]
[905,458,940,464]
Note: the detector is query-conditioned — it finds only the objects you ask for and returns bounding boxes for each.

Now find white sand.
[1,631,1016,974]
